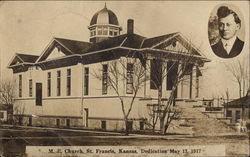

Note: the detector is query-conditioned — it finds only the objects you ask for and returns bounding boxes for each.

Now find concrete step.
[173,103,237,136]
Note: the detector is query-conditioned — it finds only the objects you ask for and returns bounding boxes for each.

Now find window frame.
[126,63,134,94]
[84,67,89,96]
[47,72,51,97]
[19,75,22,97]
[66,69,71,96]
[57,70,61,96]
[29,79,32,97]
[102,64,108,95]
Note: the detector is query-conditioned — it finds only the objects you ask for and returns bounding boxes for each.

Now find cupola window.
[97,26,102,35]
[103,26,108,35]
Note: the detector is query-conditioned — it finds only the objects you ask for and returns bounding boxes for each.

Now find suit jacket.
[211,37,244,58]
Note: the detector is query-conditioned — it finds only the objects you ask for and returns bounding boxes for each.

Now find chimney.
[127,19,134,34]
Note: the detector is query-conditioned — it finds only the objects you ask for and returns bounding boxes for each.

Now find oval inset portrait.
[208,4,245,59]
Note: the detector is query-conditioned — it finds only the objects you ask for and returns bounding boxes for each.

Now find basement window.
[101,120,106,130]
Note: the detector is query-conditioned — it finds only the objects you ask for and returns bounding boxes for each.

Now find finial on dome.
[104,2,107,9]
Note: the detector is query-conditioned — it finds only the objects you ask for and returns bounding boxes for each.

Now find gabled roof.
[36,37,92,62]
[141,32,179,48]
[16,53,39,63]
[9,31,209,71]
[8,53,39,67]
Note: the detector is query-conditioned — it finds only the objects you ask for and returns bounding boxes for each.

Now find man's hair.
[217,6,241,25]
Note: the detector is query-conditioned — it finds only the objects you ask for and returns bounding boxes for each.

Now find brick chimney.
[127,19,134,34]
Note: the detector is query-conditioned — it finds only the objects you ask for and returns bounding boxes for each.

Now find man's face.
[218,14,240,40]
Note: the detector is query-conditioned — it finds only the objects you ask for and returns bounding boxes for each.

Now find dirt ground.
[0,126,249,157]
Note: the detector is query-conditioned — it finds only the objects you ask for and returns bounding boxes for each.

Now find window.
[102,64,108,95]
[90,28,96,37]
[166,61,178,90]
[103,26,108,35]
[84,67,89,95]
[126,63,134,94]
[66,69,71,96]
[19,75,22,97]
[109,30,113,36]
[109,27,115,36]
[57,71,61,96]
[47,72,51,97]
[150,59,162,89]
[56,119,60,127]
[114,31,118,36]
[226,110,232,117]
[29,79,32,97]
[127,121,133,131]
[66,119,70,128]
[97,26,102,35]
[0,112,4,118]
[36,83,42,106]
[101,120,106,130]
[28,117,32,126]
[140,121,144,130]
[236,110,241,122]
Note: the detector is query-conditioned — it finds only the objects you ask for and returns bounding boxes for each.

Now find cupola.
[88,4,122,43]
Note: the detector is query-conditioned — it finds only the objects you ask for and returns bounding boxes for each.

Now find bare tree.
[0,80,16,123]
[225,59,249,98]
[93,53,147,135]
[0,80,15,106]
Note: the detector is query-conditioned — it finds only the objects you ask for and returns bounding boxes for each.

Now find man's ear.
[236,23,241,30]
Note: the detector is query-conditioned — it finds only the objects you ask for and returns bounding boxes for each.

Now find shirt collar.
[221,36,237,47]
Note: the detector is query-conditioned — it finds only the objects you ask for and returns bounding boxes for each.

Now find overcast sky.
[0,1,249,99]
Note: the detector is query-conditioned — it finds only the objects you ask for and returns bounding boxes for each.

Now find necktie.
[225,43,229,53]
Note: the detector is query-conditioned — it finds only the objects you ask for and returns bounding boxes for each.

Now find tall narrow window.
[29,79,32,97]
[36,83,42,106]
[19,75,22,97]
[126,63,134,94]
[102,64,108,95]
[47,72,51,97]
[84,67,89,95]
[166,61,178,90]
[150,59,162,90]
[66,69,71,96]
[57,71,61,96]
[189,72,193,99]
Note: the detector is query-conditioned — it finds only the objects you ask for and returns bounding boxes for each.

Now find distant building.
[0,104,12,123]
[223,95,250,124]
[8,5,209,130]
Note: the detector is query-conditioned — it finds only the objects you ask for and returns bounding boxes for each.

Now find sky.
[0,1,249,99]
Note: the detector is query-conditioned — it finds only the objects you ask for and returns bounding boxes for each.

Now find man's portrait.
[209,5,244,58]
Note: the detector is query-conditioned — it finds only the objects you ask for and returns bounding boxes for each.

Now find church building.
[8,5,209,131]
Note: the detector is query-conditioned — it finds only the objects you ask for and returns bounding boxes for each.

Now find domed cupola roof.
[90,4,119,26]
